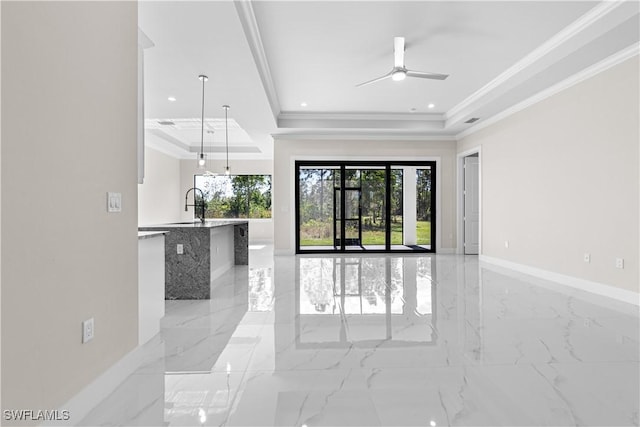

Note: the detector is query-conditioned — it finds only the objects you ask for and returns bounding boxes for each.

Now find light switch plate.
[82,318,94,343]
[107,192,122,213]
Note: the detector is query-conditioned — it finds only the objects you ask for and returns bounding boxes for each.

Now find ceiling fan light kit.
[356,37,449,87]
[391,70,406,81]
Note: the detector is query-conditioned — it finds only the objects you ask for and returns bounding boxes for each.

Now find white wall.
[272,138,457,254]
[180,158,274,242]
[138,235,165,345]
[138,146,181,225]
[458,56,639,293]
[210,226,234,279]
[1,1,138,414]
[0,1,3,412]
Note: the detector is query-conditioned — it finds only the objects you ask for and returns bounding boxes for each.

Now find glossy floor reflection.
[81,246,639,426]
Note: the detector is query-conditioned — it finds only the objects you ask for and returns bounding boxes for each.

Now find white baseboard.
[248,239,274,245]
[437,248,456,254]
[274,249,294,256]
[211,260,234,281]
[480,255,639,306]
[49,344,146,426]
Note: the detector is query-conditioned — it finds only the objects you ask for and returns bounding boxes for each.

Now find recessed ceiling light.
[168,96,176,102]
[428,103,435,109]
[301,102,308,107]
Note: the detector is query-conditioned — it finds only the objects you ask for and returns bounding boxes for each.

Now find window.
[195,174,271,219]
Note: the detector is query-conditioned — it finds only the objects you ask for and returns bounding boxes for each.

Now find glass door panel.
[298,167,337,249]
[344,189,360,218]
[333,188,341,248]
[361,169,386,248]
[345,168,360,188]
[416,168,432,249]
[390,169,403,246]
[344,220,360,247]
[337,189,361,246]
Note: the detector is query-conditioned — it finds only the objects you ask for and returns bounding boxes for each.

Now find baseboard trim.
[437,248,456,254]
[211,260,234,281]
[480,255,639,306]
[50,344,146,425]
[274,249,294,256]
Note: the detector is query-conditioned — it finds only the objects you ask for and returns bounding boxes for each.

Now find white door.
[464,156,480,255]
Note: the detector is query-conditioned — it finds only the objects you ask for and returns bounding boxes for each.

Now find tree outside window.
[195,174,271,219]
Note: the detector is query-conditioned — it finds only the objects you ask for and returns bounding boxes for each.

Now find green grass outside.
[416,220,431,245]
[300,220,431,246]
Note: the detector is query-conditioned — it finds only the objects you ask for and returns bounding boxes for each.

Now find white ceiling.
[138,1,640,160]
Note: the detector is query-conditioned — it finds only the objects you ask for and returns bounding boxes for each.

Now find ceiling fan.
[356,37,449,87]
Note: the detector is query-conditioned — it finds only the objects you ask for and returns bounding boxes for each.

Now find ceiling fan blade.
[406,70,449,80]
[394,37,405,68]
[356,71,393,87]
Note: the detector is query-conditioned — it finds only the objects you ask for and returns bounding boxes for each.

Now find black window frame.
[295,160,436,254]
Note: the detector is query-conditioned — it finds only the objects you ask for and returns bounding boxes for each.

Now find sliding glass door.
[416,168,433,249]
[298,167,337,249]
[296,161,436,254]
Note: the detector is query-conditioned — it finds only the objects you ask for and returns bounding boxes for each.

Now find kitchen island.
[139,220,248,300]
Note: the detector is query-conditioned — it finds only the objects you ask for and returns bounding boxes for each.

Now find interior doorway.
[296,161,436,254]
[463,154,480,254]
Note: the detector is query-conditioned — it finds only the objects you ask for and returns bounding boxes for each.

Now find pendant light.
[222,105,231,175]
[197,74,208,169]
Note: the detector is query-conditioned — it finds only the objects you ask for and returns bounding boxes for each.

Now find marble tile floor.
[80,246,639,426]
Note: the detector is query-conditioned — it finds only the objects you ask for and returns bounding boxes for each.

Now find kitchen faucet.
[184,187,206,223]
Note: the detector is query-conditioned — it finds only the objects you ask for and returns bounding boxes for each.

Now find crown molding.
[446,0,629,126]
[278,111,443,122]
[456,43,640,140]
[272,130,456,142]
[277,111,446,131]
[234,0,281,122]
[147,129,191,152]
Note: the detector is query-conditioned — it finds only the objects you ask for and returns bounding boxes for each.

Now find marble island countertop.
[139,219,249,230]
[137,231,169,240]
[138,220,249,299]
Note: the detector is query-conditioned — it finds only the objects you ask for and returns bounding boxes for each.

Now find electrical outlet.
[82,318,94,343]
[584,253,590,263]
[177,244,184,255]
[504,241,509,249]
[616,258,624,269]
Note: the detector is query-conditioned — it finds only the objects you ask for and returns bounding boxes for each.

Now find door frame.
[295,160,437,254]
[456,146,482,255]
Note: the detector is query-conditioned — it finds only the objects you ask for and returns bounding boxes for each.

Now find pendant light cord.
[224,106,229,171]
[200,77,206,156]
